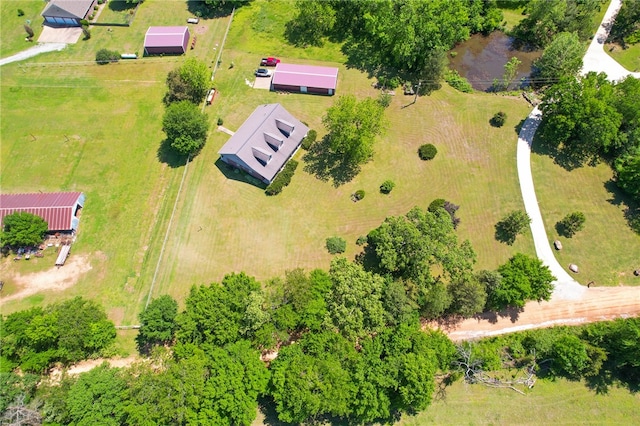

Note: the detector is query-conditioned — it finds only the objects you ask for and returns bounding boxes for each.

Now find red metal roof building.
[0,192,85,232]
[271,63,338,95]
[144,26,191,55]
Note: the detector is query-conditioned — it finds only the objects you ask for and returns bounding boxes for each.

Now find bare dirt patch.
[0,254,92,304]
[49,356,139,383]
[440,286,640,341]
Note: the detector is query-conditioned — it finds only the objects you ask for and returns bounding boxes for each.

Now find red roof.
[272,63,338,90]
[0,192,84,231]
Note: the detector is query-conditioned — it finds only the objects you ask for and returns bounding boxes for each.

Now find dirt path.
[443,286,640,341]
[0,254,92,304]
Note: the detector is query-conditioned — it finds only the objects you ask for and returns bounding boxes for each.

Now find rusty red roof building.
[0,192,85,232]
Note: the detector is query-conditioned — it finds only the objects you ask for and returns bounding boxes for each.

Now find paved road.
[582,0,640,79]
[0,43,66,67]
[516,107,587,300]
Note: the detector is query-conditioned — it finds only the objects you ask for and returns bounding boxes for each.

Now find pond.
[449,32,541,91]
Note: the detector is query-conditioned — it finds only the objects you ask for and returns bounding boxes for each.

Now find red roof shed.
[144,26,190,55]
[271,63,338,95]
[0,192,85,232]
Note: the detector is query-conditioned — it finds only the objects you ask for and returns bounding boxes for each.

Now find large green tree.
[162,100,210,156]
[486,253,555,310]
[532,32,584,87]
[495,210,531,245]
[323,95,387,166]
[615,154,640,202]
[608,0,640,45]
[136,295,178,351]
[1,212,48,248]
[285,0,336,47]
[325,257,386,340]
[511,0,600,48]
[164,58,210,105]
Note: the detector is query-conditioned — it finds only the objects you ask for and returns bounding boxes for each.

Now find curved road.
[447,0,640,340]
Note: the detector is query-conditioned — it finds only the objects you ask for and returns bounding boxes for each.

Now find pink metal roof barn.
[144,26,190,55]
[0,192,85,232]
[271,63,338,94]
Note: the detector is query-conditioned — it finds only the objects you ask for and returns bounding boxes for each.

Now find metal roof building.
[218,104,309,184]
[144,26,190,55]
[0,192,85,232]
[271,63,338,95]
[42,0,96,26]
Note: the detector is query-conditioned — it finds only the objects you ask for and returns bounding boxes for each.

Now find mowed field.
[396,377,640,425]
[142,2,537,301]
[0,1,231,323]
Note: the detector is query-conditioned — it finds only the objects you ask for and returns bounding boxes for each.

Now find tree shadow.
[554,221,569,238]
[157,139,189,168]
[604,179,640,234]
[530,131,595,171]
[514,118,526,135]
[473,306,523,324]
[302,136,360,187]
[214,158,267,189]
[108,1,137,12]
[433,314,465,332]
[494,220,517,245]
[186,0,241,18]
[257,396,290,426]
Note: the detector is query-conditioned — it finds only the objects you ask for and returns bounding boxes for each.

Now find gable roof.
[272,63,339,90]
[218,104,309,182]
[0,192,84,231]
[144,26,189,47]
[42,0,95,20]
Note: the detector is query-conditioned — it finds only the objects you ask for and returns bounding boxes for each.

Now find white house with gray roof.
[218,104,309,184]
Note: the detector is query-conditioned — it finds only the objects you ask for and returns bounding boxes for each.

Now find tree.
[1,212,48,248]
[615,154,640,202]
[325,257,386,339]
[368,207,475,283]
[490,111,507,127]
[323,95,387,166]
[95,49,119,65]
[325,236,346,254]
[447,274,487,318]
[539,73,622,169]
[511,0,600,48]
[495,210,531,245]
[532,32,584,87]
[418,143,438,160]
[551,335,589,379]
[162,100,210,156]
[500,56,521,91]
[380,180,395,194]
[164,58,210,105]
[608,0,640,45]
[557,211,586,237]
[285,1,336,47]
[486,253,555,310]
[136,295,178,352]
[66,364,128,426]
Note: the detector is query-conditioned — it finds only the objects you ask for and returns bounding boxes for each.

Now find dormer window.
[275,118,295,136]
[264,132,284,151]
[252,146,272,165]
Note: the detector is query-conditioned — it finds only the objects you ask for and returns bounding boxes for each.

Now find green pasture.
[398,377,640,425]
[1,1,45,57]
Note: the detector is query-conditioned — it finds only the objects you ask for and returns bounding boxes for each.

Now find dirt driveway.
[38,25,82,44]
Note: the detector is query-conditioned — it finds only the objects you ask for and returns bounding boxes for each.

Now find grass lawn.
[1,0,45,57]
[144,1,536,302]
[0,2,231,323]
[531,148,640,287]
[606,42,640,72]
[397,377,640,425]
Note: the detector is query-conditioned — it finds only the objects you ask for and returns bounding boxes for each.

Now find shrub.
[88,14,95,20]
[380,180,395,194]
[95,49,120,64]
[444,70,473,93]
[356,235,367,246]
[428,198,446,212]
[17,9,24,16]
[82,27,91,40]
[418,144,438,160]
[80,19,89,26]
[217,117,224,125]
[265,160,298,195]
[301,129,317,150]
[354,190,365,201]
[490,111,507,127]
[326,236,346,254]
[94,5,99,10]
